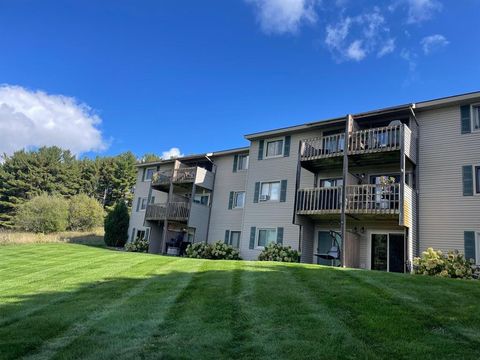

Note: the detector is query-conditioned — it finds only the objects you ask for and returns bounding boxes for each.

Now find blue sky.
[0,0,479,159]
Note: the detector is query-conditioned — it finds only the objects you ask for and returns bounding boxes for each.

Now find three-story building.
[128,91,480,272]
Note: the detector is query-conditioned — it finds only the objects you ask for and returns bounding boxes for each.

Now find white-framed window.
[472,104,480,132]
[194,193,210,206]
[229,231,241,248]
[136,197,148,212]
[319,178,343,187]
[237,154,249,171]
[257,228,277,248]
[135,228,150,241]
[475,165,480,195]
[265,138,284,158]
[233,191,245,208]
[144,168,156,181]
[140,197,148,211]
[260,181,281,202]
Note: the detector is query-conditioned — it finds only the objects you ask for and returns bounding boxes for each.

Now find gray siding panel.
[240,133,312,260]
[207,154,247,245]
[418,105,480,253]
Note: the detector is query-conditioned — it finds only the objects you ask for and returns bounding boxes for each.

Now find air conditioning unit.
[259,194,270,201]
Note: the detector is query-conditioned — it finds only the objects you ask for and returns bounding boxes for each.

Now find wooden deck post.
[341,114,352,267]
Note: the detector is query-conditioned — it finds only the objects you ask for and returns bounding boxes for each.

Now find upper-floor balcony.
[296,183,401,217]
[300,124,416,167]
[151,166,214,191]
[145,201,190,222]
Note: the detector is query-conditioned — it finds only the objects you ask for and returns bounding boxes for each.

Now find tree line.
[0,146,161,228]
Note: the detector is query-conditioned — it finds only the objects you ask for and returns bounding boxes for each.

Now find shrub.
[184,242,241,260]
[258,243,301,262]
[125,237,149,252]
[104,201,129,247]
[413,248,474,279]
[15,194,69,233]
[68,194,105,231]
[185,242,212,259]
[210,242,241,260]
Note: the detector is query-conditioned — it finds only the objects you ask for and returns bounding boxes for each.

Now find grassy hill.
[1,243,479,359]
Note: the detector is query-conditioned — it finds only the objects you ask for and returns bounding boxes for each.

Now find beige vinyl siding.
[241,133,315,260]
[128,164,171,242]
[418,105,480,253]
[208,153,248,245]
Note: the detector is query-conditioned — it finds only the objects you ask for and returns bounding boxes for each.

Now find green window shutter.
[228,191,234,209]
[131,228,136,241]
[233,155,238,172]
[253,182,260,203]
[463,165,474,196]
[464,231,476,262]
[249,227,256,249]
[461,105,471,134]
[141,168,146,181]
[224,230,230,244]
[136,197,141,212]
[280,180,287,202]
[258,140,264,160]
[145,228,150,240]
[283,135,291,157]
[277,227,284,245]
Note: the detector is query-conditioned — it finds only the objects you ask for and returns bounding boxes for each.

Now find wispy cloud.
[161,147,183,160]
[377,38,396,57]
[406,0,442,24]
[0,85,107,158]
[421,34,449,54]
[324,7,394,62]
[245,0,319,35]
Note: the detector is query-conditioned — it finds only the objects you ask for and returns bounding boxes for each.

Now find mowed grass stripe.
[139,260,239,359]
[290,265,480,359]
[0,257,178,360]
[21,258,183,360]
[0,250,124,292]
[51,258,205,360]
[0,253,161,327]
[0,245,84,270]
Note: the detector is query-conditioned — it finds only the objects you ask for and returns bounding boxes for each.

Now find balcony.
[296,184,400,216]
[145,202,190,222]
[300,133,345,161]
[300,124,416,169]
[151,166,214,191]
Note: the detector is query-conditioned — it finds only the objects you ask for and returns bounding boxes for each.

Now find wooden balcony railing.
[296,186,343,214]
[345,183,400,214]
[173,167,196,183]
[296,183,400,215]
[145,202,190,221]
[348,124,402,154]
[151,167,197,187]
[300,133,345,160]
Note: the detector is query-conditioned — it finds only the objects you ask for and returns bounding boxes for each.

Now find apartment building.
[128,91,480,272]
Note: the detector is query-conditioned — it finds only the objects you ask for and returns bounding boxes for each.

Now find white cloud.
[421,34,449,54]
[406,0,442,24]
[324,7,392,61]
[346,40,366,61]
[161,147,183,160]
[377,38,396,57]
[245,0,318,34]
[0,85,107,158]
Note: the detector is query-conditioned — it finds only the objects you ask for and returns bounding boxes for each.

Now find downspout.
[410,105,420,259]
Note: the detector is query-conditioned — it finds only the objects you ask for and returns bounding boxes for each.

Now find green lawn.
[1,244,480,360]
